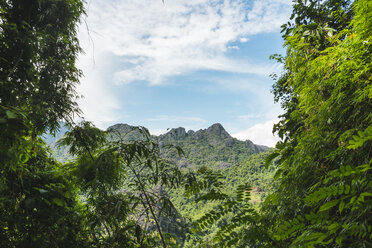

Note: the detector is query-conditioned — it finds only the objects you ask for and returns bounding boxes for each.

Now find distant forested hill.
[46,123,268,168]
[109,123,268,169]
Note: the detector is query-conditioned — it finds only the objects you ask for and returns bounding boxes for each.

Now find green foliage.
[0,1,87,246]
[184,167,269,248]
[0,0,84,133]
[171,150,277,247]
[1,1,185,247]
[264,0,372,247]
[57,121,107,157]
[57,122,184,247]
[0,112,89,247]
[281,0,352,36]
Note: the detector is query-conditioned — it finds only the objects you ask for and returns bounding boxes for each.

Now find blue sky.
[76,0,292,147]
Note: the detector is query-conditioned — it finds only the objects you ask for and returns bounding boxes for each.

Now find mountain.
[107,123,268,169]
[44,122,268,169]
[42,124,72,162]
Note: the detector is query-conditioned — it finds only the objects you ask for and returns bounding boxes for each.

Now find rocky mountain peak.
[106,123,145,141]
[46,122,270,165]
[206,123,230,138]
[161,127,187,140]
[107,123,134,133]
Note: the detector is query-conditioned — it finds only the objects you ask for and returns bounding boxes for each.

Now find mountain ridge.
[108,123,268,169]
[108,122,267,149]
[46,122,268,168]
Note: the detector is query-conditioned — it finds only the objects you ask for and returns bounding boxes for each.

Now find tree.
[0,0,84,134]
[0,0,87,246]
[266,0,372,246]
[57,122,183,247]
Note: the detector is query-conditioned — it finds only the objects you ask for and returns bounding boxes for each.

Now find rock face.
[206,123,230,138]
[107,123,146,141]
[161,127,187,141]
[107,123,133,133]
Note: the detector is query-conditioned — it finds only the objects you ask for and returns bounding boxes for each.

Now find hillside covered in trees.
[48,122,267,166]
[1,0,371,247]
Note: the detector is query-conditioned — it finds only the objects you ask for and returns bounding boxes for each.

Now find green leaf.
[339,200,345,213]
[360,192,372,198]
[265,151,279,169]
[335,236,343,245]
[319,200,339,212]
[39,189,48,194]
[6,110,17,119]
[345,184,350,194]
[328,223,340,232]
[53,198,64,207]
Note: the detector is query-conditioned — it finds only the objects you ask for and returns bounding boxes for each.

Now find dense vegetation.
[1,0,371,247]
[46,122,274,246]
[267,0,372,246]
[0,0,87,246]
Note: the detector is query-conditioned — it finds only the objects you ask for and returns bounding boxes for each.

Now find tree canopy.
[267,0,372,246]
[0,0,84,134]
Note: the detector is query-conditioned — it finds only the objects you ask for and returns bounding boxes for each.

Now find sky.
[76,0,292,147]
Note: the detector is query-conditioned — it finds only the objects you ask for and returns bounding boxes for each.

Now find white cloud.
[227,45,239,50]
[232,118,280,147]
[75,0,291,127]
[76,53,121,129]
[79,0,292,85]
